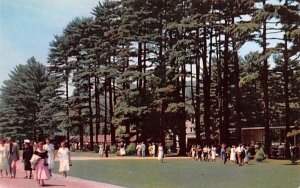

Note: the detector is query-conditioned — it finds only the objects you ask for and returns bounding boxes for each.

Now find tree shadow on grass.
[43,184,66,187]
[282,162,299,165]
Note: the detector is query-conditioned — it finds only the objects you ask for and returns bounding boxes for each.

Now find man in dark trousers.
[105,142,109,157]
[7,137,19,178]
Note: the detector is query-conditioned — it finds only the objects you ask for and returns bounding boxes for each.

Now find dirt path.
[0,161,124,188]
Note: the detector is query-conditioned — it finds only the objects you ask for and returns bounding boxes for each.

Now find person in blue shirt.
[220,144,227,165]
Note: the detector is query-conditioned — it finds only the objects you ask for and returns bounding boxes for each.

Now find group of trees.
[0,0,299,156]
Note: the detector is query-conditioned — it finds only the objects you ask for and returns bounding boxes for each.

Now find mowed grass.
[54,158,300,188]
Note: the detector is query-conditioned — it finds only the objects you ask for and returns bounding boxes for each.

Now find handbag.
[30,154,41,169]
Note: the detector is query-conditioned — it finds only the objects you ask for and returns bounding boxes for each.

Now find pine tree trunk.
[79,108,84,151]
[203,26,211,144]
[88,76,94,151]
[216,33,223,145]
[137,42,143,140]
[233,48,242,143]
[109,77,115,145]
[95,76,100,145]
[143,42,147,89]
[158,23,166,146]
[160,100,166,148]
[104,78,108,144]
[261,4,270,156]
[232,16,242,143]
[138,42,142,91]
[221,23,230,145]
[178,64,187,156]
[194,30,201,144]
[65,68,70,147]
[283,34,290,158]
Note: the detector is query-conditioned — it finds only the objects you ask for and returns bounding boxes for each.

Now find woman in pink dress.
[34,142,50,186]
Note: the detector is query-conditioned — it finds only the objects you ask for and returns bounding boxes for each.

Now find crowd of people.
[96,141,255,165]
[134,142,164,162]
[228,144,252,166]
[190,145,217,162]
[0,137,71,186]
[189,143,252,166]
[98,142,165,162]
[1,136,297,186]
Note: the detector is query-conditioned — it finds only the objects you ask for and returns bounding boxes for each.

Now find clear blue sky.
[0,0,269,89]
[0,0,100,87]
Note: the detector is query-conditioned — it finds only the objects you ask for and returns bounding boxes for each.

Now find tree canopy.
[0,0,299,156]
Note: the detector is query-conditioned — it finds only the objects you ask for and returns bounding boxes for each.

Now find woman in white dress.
[119,142,126,157]
[57,142,71,178]
[211,145,217,161]
[98,143,104,157]
[43,139,55,176]
[0,138,9,177]
[191,145,196,160]
[136,143,141,157]
[157,144,164,163]
[230,145,236,163]
[152,143,156,157]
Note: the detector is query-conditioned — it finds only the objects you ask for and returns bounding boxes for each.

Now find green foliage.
[2,0,299,152]
[93,145,99,153]
[239,72,259,87]
[255,148,267,162]
[125,143,136,156]
[70,147,76,152]
[110,145,117,154]
[0,57,49,140]
[165,102,185,113]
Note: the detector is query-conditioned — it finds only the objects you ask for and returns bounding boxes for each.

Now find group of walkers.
[189,143,251,166]
[135,142,148,157]
[135,142,164,162]
[97,142,110,158]
[0,137,19,178]
[230,144,251,166]
[100,142,165,162]
[0,137,72,186]
[220,143,251,166]
[135,142,165,162]
[190,145,217,161]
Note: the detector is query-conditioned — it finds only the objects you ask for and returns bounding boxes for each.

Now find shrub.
[70,147,76,152]
[255,148,267,162]
[110,145,117,154]
[93,145,99,153]
[125,143,136,156]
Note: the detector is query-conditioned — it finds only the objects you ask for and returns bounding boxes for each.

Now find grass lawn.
[54,157,300,188]
[69,151,102,157]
